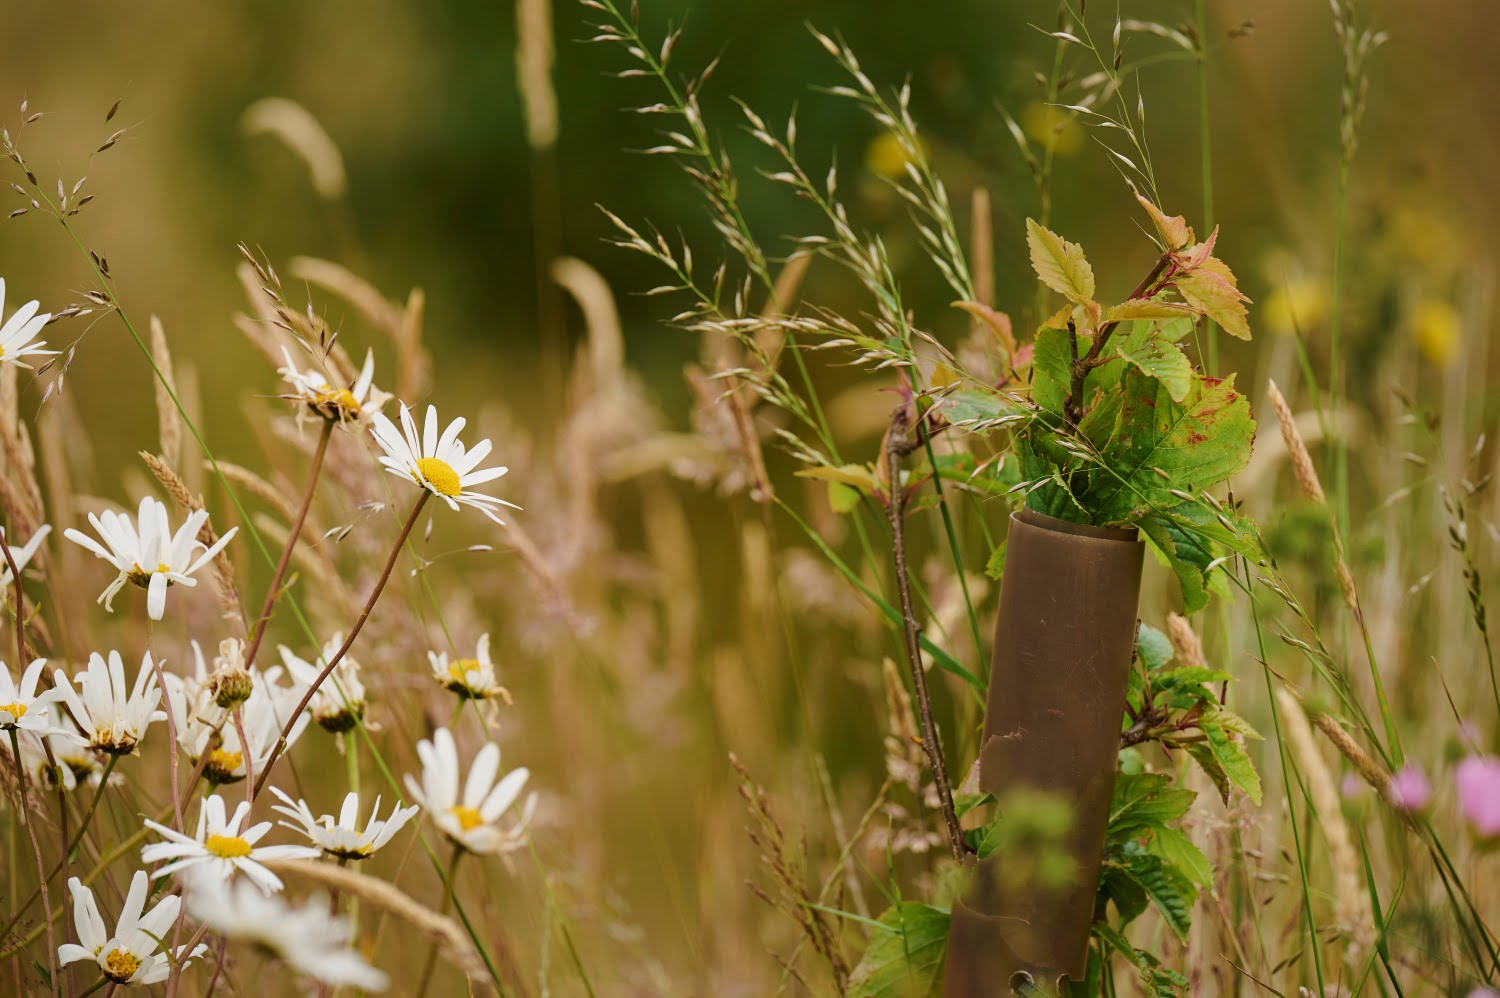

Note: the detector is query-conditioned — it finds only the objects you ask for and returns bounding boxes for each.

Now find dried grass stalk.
[516,0,558,150]
[1266,379,1325,505]
[729,752,849,988]
[141,452,246,633]
[241,98,348,200]
[1275,688,1377,964]
[263,858,491,986]
[149,315,183,470]
[1166,612,1206,670]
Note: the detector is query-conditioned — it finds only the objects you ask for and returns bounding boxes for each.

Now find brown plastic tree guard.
[943,508,1144,995]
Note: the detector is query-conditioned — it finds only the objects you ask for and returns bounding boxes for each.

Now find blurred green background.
[1,0,1495,443]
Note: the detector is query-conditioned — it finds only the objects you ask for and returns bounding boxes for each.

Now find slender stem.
[252,492,430,799]
[231,706,253,808]
[415,846,464,998]
[76,979,108,998]
[885,404,966,860]
[1063,252,1173,425]
[1195,0,1218,373]
[243,421,334,668]
[9,728,57,996]
[146,642,185,833]
[0,523,30,665]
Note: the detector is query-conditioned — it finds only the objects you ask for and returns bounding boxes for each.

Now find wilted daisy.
[57,870,206,986]
[370,404,519,523]
[278,635,365,732]
[278,346,391,427]
[183,873,388,990]
[53,650,166,756]
[142,794,318,895]
[429,633,511,703]
[267,787,418,861]
[403,727,536,854]
[64,496,238,620]
[0,658,76,737]
[0,524,50,594]
[166,645,309,786]
[0,278,55,368]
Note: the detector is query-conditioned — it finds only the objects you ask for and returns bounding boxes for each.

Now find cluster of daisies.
[0,283,533,991]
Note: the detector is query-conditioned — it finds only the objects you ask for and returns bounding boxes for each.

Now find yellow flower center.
[204,748,244,783]
[103,947,142,982]
[127,563,174,588]
[313,386,361,419]
[0,702,27,722]
[448,659,480,683]
[415,457,462,497]
[205,833,253,859]
[448,805,485,831]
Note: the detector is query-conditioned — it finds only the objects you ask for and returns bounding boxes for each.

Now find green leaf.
[1109,323,1193,402]
[1100,865,1149,925]
[1135,623,1175,671]
[1031,327,1074,417]
[1139,515,1212,614]
[1087,368,1256,525]
[1149,825,1213,888]
[1203,718,1262,804]
[1026,218,1096,304]
[1104,298,1198,325]
[1114,845,1195,940]
[829,481,862,514]
[984,542,1006,580]
[1186,742,1232,805]
[939,388,1029,429]
[849,903,950,998]
[1175,268,1251,340]
[1109,773,1196,833]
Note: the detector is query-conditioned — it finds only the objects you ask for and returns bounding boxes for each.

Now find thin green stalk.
[8,728,58,996]
[1245,561,1325,993]
[415,847,464,998]
[1195,0,1218,373]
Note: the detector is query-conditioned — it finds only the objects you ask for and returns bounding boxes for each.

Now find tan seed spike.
[1266,379,1325,504]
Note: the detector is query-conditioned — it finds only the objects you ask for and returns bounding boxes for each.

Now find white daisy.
[57,870,206,986]
[267,787,418,861]
[183,872,388,991]
[0,658,77,738]
[278,346,391,427]
[0,278,55,368]
[64,496,238,620]
[0,524,50,594]
[277,635,365,732]
[165,644,309,786]
[369,404,520,523]
[428,633,511,702]
[403,727,536,855]
[52,650,166,756]
[142,794,318,895]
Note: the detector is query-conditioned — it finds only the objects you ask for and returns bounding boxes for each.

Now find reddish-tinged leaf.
[952,300,1017,357]
[1175,269,1251,341]
[1135,194,1194,251]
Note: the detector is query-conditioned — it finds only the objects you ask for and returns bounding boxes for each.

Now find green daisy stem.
[252,491,430,800]
[414,846,464,998]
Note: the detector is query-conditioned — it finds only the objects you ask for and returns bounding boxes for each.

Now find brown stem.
[147,642,185,833]
[243,420,334,668]
[232,706,253,808]
[0,527,26,667]
[8,729,57,996]
[252,491,430,799]
[1062,251,1174,426]
[884,405,967,860]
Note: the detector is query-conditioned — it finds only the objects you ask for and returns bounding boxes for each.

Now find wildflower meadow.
[0,0,1498,995]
